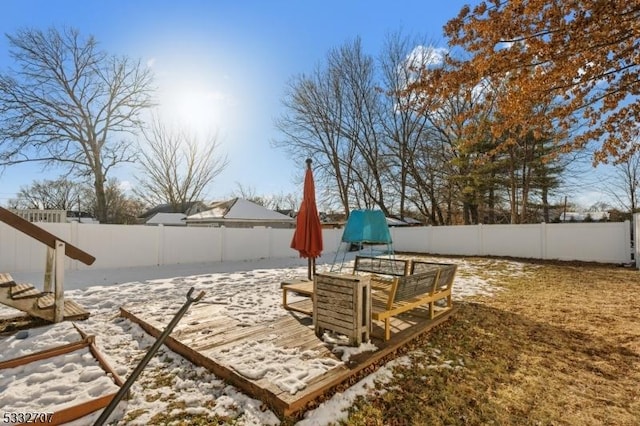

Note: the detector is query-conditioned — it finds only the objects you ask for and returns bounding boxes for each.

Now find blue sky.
[0,0,480,206]
[0,1,614,210]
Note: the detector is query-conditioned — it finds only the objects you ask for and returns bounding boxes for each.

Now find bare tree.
[8,177,83,210]
[80,177,146,224]
[378,32,440,220]
[231,182,300,211]
[231,182,266,206]
[135,116,228,212]
[0,27,154,223]
[605,148,640,213]
[275,63,357,216]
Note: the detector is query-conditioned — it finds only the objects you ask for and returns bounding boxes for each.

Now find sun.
[159,83,227,137]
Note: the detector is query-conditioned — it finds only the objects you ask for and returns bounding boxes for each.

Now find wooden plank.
[72,325,126,389]
[206,315,305,347]
[315,300,355,317]
[37,294,90,320]
[41,392,117,426]
[10,283,42,299]
[317,308,356,325]
[313,282,354,295]
[0,206,95,265]
[282,281,314,294]
[283,299,313,315]
[354,255,409,277]
[315,289,355,304]
[182,320,243,349]
[120,300,457,419]
[192,318,291,353]
[174,316,239,339]
[280,279,312,289]
[273,326,318,349]
[0,340,90,369]
[120,306,291,416]
[282,308,457,416]
[0,273,15,287]
[37,294,55,309]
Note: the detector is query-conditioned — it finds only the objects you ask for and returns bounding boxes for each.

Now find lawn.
[336,258,640,425]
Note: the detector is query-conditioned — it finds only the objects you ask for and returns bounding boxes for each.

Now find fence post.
[540,222,547,260]
[54,240,65,323]
[220,226,226,262]
[634,214,639,269]
[70,220,79,271]
[478,223,484,256]
[157,224,164,266]
[44,247,54,293]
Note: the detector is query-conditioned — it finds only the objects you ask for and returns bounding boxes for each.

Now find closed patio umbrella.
[291,158,323,280]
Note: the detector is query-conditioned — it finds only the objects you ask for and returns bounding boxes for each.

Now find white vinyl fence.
[0,219,636,273]
[389,221,633,265]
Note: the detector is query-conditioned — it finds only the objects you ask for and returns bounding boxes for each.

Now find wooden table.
[281,280,314,315]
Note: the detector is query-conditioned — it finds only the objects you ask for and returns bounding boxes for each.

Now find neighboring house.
[386,216,424,227]
[138,201,207,223]
[276,209,297,218]
[7,209,99,224]
[9,209,67,223]
[386,217,408,227]
[144,212,187,226]
[401,217,423,226]
[184,198,296,228]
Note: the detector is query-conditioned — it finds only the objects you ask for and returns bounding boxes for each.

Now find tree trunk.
[542,186,550,223]
[94,170,107,223]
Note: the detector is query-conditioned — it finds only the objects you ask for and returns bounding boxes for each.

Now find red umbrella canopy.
[291,159,323,259]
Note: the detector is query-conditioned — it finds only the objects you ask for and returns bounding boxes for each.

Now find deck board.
[121,300,456,418]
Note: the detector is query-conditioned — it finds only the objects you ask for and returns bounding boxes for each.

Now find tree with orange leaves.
[424,0,639,165]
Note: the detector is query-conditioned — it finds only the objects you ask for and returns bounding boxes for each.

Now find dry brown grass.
[344,259,640,426]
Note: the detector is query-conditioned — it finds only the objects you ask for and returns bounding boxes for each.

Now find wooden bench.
[281,280,314,315]
[353,255,410,277]
[410,261,457,312]
[370,263,457,340]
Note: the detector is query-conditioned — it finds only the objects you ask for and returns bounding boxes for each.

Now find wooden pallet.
[121,301,456,419]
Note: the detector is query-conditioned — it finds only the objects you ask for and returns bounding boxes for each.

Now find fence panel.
[162,226,223,265]
[545,222,630,263]
[429,226,481,255]
[0,221,633,273]
[481,224,543,259]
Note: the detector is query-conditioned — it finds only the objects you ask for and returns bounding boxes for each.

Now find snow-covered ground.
[0,253,517,425]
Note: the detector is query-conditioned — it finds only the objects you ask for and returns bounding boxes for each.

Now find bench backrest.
[354,255,409,277]
[389,269,439,306]
[411,261,457,292]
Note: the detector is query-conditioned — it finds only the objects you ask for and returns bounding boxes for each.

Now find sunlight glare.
[160,84,228,138]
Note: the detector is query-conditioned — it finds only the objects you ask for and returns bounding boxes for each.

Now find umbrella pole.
[308,258,312,280]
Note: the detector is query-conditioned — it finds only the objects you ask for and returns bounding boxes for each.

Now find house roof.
[386,217,408,226]
[145,212,187,225]
[139,201,204,219]
[185,198,295,222]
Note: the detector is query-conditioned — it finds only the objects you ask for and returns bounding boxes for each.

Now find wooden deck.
[121,299,456,419]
